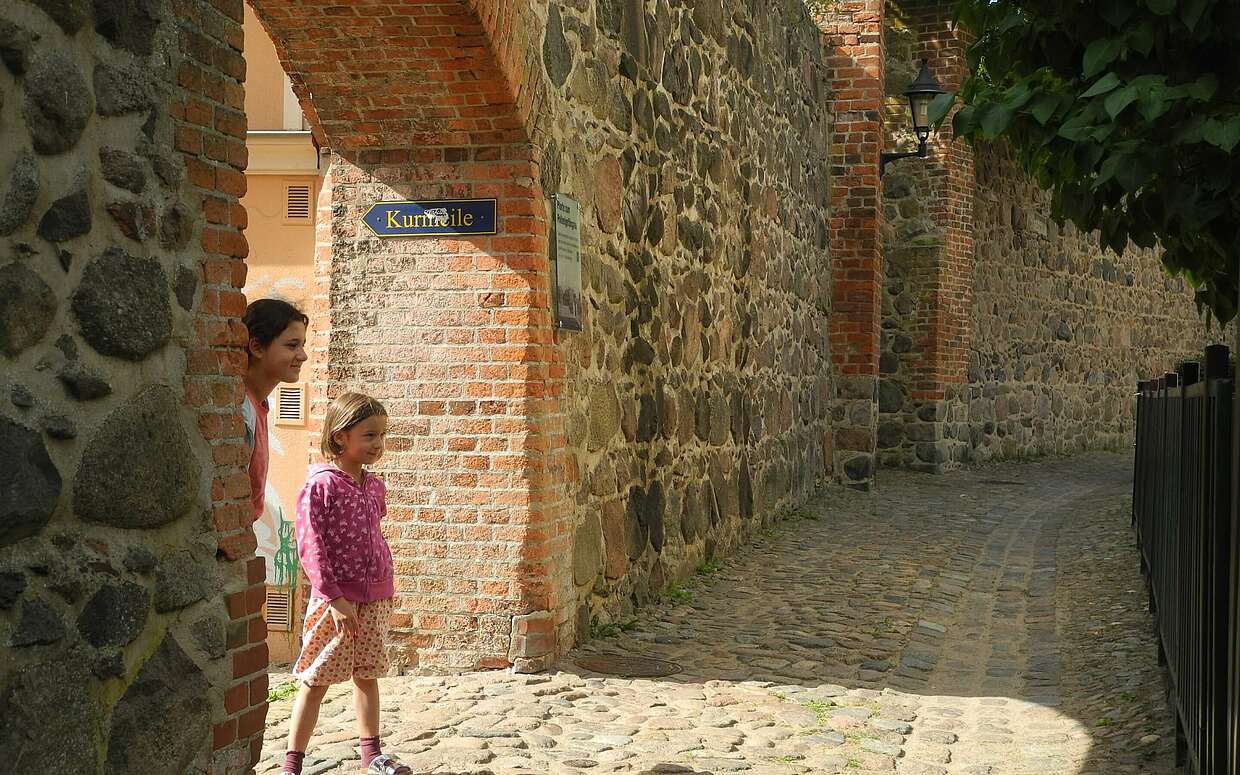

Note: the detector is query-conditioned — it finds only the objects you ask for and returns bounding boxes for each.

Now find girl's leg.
[354,677,385,767]
[287,683,331,758]
[353,677,380,737]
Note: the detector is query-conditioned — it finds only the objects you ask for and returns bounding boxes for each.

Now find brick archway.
[245,0,568,674]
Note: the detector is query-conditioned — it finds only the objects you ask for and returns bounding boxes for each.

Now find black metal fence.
[1133,344,1237,775]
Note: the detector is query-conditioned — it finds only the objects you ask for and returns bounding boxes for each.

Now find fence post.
[1181,361,1201,387]
[1232,319,1239,775]
[1203,345,1231,774]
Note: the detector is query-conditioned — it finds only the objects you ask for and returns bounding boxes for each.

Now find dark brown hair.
[242,298,308,362]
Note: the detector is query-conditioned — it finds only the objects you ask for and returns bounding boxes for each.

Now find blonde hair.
[321,392,388,460]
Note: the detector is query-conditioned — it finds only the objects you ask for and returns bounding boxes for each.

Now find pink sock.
[360,736,382,767]
[283,750,305,775]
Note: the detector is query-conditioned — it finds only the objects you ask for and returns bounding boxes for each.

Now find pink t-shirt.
[242,389,269,522]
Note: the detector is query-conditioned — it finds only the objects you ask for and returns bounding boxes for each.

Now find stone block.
[94,0,162,56]
[0,417,61,547]
[905,423,939,442]
[24,51,92,154]
[11,596,65,646]
[29,0,91,33]
[878,380,905,414]
[189,613,227,659]
[106,635,211,774]
[601,500,628,579]
[877,421,904,449]
[154,549,212,612]
[572,512,603,586]
[74,386,201,529]
[0,151,40,235]
[915,442,950,465]
[0,263,55,356]
[842,453,874,482]
[71,248,171,360]
[37,188,91,242]
[0,655,102,774]
[78,581,148,647]
[100,147,146,193]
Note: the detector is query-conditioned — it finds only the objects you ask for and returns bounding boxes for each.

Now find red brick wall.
[249,0,565,672]
[471,0,547,140]
[308,152,560,672]
[171,0,273,771]
[899,1,974,402]
[814,0,886,486]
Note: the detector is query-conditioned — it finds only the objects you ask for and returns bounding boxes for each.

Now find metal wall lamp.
[880,60,948,177]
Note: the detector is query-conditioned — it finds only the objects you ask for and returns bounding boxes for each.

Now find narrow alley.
[258,453,1175,775]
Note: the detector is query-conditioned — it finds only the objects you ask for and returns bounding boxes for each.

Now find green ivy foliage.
[933,0,1239,325]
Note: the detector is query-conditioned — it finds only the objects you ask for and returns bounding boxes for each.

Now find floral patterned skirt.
[293,596,394,686]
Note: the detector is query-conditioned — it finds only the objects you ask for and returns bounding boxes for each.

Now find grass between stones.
[662,582,694,603]
[588,616,638,639]
[801,699,834,725]
[695,557,724,577]
[267,681,298,703]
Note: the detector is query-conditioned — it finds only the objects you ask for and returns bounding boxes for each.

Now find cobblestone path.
[259,452,1177,775]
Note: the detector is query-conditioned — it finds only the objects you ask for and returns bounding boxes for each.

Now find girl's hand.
[327,598,358,637]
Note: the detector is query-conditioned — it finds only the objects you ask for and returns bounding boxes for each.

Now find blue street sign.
[362,199,497,237]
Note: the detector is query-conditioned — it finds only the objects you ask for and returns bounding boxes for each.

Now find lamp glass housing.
[903,60,947,146]
[910,93,933,143]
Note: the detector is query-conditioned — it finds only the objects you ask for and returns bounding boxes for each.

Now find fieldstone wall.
[0,2,260,774]
[943,145,1231,463]
[876,2,1230,470]
[511,0,835,642]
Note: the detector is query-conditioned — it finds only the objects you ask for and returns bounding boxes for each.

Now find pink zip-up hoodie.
[294,463,395,603]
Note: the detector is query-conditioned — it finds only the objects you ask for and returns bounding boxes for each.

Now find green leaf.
[997,12,1026,34]
[1030,94,1060,125]
[1146,0,1175,14]
[1137,91,1169,121]
[1082,72,1122,98]
[1078,143,1106,170]
[980,103,1015,138]
[1176,116,1207,144]
[1187,74,1219,101]
[1115,155,1148,192]
[1095,153,1123,187]
[1202,117,1240,152]
[1104,85,1138,118]
[1130,225,1158,249]
[1090,123,1117,143]
[952,103,977,136]
[927,92,956,127]
[1003,82,1034,109]
[1083,39,1122,78]
[1058,112,1099,142]
[1181,0,1211,30]
[1099,0,1133,27]
[1126,22,1155,56]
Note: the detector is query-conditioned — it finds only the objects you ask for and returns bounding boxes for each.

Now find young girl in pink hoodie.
[281,393,409,775]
